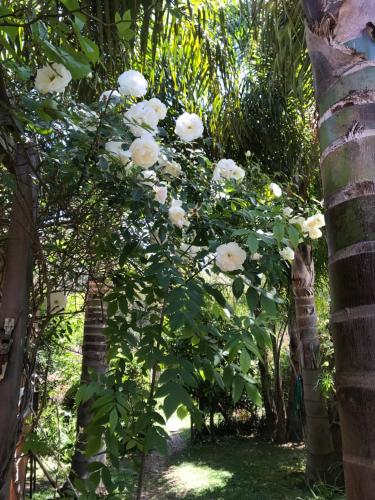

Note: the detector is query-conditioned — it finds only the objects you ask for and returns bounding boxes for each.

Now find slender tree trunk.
[303,2,375,496]
[0,146,37,499]
[292,244,336,482]
[258,347,277,439]
[286,307,304,442]
[271,334,287,443]
[69,279,108,486]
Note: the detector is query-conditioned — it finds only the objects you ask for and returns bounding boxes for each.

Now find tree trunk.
[286,307,304,442]
[292,244,336,482]
[69,279,108,486]
[258,347,277,439]
[271,334,287,443]
[0,146,37,499]
[303,2,375,496]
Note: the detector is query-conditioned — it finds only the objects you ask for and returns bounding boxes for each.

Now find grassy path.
[144,434,345,500]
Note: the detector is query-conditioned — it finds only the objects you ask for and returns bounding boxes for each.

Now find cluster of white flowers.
[290,212,325,240]
[35,63,72,94]
[303,213,325,239]
[213,159,245,183]
[125,98,167,136]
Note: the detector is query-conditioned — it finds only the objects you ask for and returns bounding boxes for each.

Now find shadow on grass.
[147,436,345,500]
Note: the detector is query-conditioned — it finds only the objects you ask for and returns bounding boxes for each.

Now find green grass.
[146,436,346,500]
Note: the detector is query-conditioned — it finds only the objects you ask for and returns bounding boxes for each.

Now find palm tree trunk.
[292,244,336,481]
[303,1,375,496]
[0,146,37,499]
[69,279,107,485]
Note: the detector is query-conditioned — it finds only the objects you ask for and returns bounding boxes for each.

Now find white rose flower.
[105,141,131,165]
[280,246,295,261]
[162,160,182,178]
[283,207,293,217]
[125,101,159,136]
[168,199,189,228]
[99,90,121,102]
[308,227,323,239]
[304,213,325,230]
[148,98,167,120]
[245,150,251,157]
[138,169,157,186]
[269,182,282,197]
[215,242,247,272]
[175,112,204,142]
[35,63,72,94]
[118,69,148,97]
[213,159,245,182]
[251,252,262,261]
[129,133,160,169]
[153,185,167,204]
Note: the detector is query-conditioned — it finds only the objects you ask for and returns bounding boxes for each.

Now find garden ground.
[33,416,346,500]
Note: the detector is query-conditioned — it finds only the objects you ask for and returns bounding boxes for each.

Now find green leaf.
[245,382,262,407]
[223,365,233,390]
[239,350,251,373]
[61,0,80,10]
[246,233,259,253]
[232,277,244,300]
[246,287,259,312]
[85,436,102,457]
[272,221,284,243]
[163,393,180,420]
[260,294,277,316]
[176,405,189,420]
[232,376,245,404]
[78,35,99,64]
[109,408,118,432]
[204,283,226,307]
[212,370,225,390]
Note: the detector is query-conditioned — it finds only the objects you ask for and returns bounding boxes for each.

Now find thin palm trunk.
[258,346,277,439]
[0,146,37,499]
[302,1,375,496]
[69,279,107,485]
[292,244,336,481]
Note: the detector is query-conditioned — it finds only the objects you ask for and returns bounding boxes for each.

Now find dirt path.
[141,430,187,499]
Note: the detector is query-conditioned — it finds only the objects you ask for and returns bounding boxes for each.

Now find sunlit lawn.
[146,436,345,500]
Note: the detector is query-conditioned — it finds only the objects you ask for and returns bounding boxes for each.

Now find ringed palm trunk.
[69,279,108,485]
[303,1,375,496]
[292,244,336,481]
